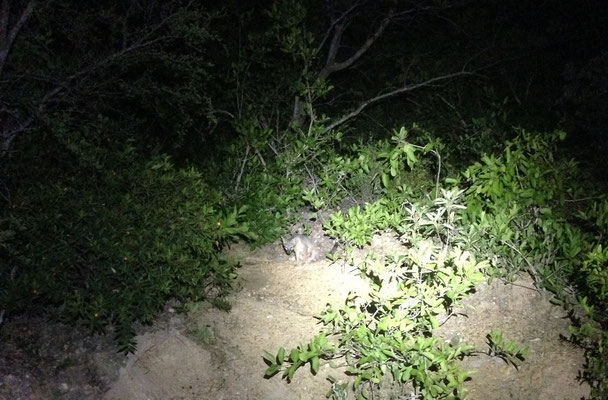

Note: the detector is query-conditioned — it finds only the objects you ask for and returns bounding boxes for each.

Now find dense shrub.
[1,133,253,352]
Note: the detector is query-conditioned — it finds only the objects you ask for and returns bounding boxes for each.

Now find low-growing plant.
[264,126,608,398]
[326,376,349,400]
[265,240,486,398]
[265,139,489,398]
[486,330,529,369]
[455,129,608,397]
[263,332,336,381]
[323,201,400,247]
[567,244,608,398]
[579,245,608,305]
[188,323,217,347]
[569,301,608,398]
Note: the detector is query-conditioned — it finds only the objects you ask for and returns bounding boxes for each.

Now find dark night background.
[1,0,608,398]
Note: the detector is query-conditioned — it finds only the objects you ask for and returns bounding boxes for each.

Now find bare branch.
[0,32,171,154]
[234,144,251,191]
[319,11,393,81]
[324,21,344,69]
[0,0,8,43]
[6,1,35,47]
[321,71,472,134]
[0,4,185,156]
[317,4,432,82]
[316,1,360,54]
[0,0,36,75]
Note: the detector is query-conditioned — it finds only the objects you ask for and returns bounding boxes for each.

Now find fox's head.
[281,237,296,252]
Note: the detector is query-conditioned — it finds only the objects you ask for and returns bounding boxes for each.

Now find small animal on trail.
[281,234,321,263]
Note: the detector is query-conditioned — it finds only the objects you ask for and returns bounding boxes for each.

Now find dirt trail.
[0,234,591,399]
[104,240,368,400]
[104,235,590,400]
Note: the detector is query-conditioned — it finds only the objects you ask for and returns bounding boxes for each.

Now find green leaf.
[382,173,389,188]
[263,350,276,365]
[264,364,280,377]
[311,356,320,374]
[403,144,418,169]
[286,364,297,381]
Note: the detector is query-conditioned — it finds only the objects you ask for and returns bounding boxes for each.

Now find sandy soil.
[0,233,591,399]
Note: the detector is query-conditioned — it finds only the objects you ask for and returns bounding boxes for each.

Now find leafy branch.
[486,330,529,369]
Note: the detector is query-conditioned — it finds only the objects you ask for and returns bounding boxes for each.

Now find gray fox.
[282,234,321,263]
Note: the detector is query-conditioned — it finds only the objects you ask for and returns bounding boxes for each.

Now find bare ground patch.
[0,234,591,399]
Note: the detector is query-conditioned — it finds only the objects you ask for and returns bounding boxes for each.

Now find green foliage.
[449,95,512,162]
[268,245,484,398]
[577,199,608,237]
[292,134,395,210]
[396,188,468,248]
[322,128,440,248]
[486,330,529,368]
[267,163,487,398]
[1,137,253,352]
[456,129,608,397]
[457,130,584,282]
[263,332,336,381]
[566,247,608,397]
[2,1,223,158]
[233,166,303,245]
[326,376,349,400]
[568,292,608,398]
[463,129,567,209]
[579,245,608,304]
[318,247,483,399]
[324,201,399,247]
[378,127,422,188]
[263,126,608,398]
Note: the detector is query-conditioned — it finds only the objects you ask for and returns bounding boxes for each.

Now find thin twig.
[433,150,441,199]
[0,0,36,75]
[503,240,540,285]
[564,196,605,203]
[255,148,266,168]
[321,71,472,134]
[235,144,250,191]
